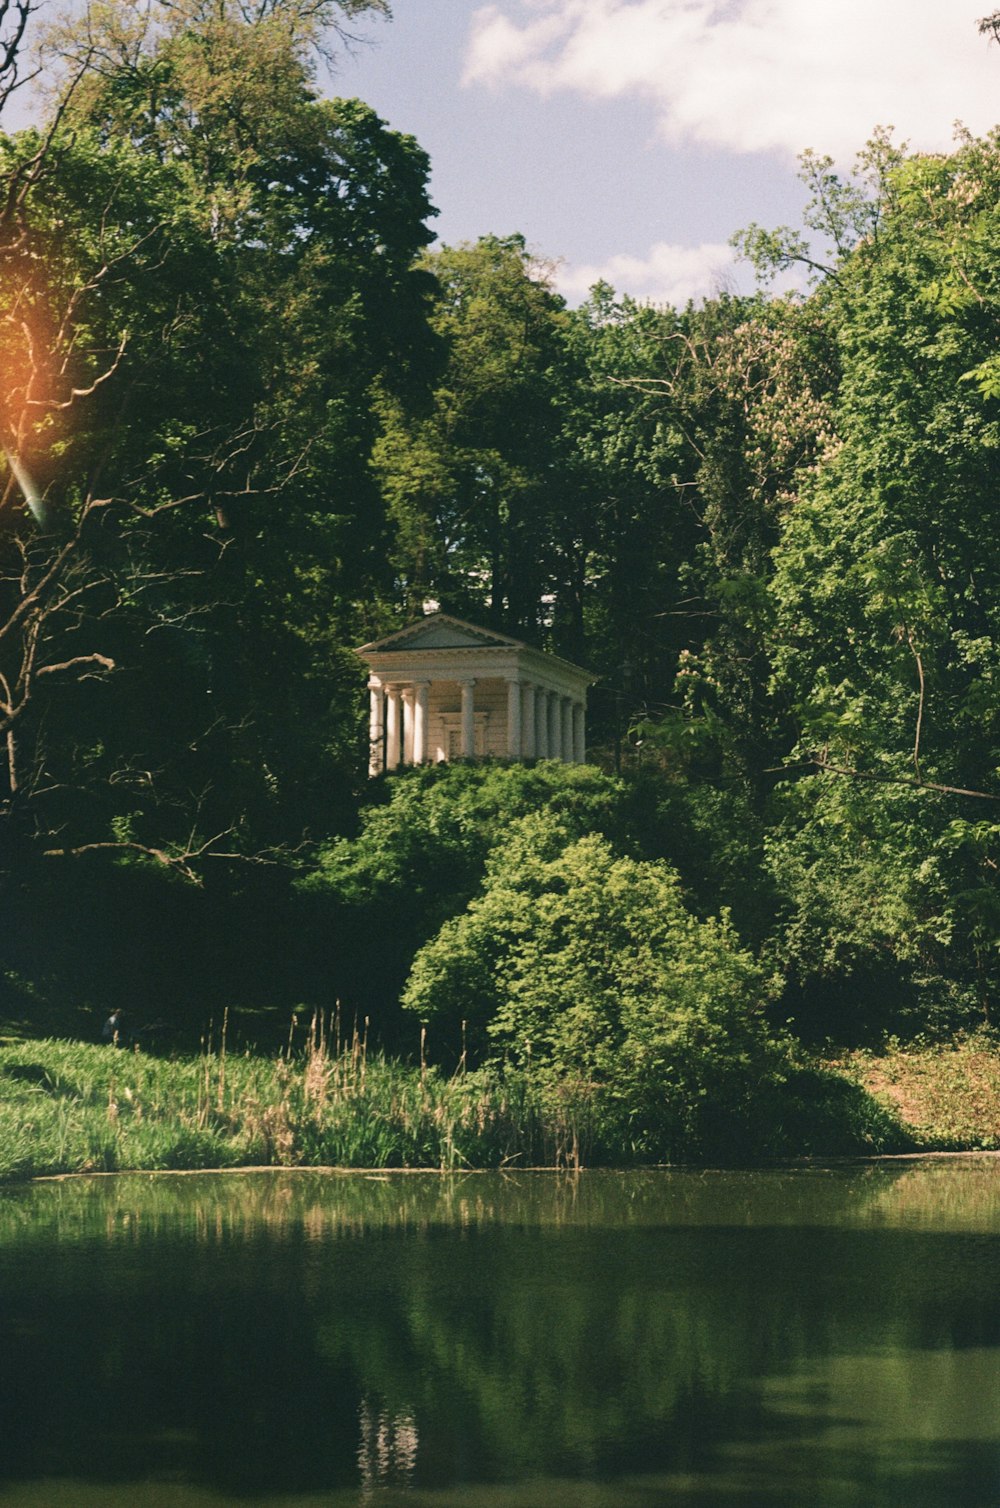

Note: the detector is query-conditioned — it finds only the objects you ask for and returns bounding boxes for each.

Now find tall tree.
[374,234,578,640]
[765,129,1000,1033]
[0,0,448,1033]
[1,0,438,863]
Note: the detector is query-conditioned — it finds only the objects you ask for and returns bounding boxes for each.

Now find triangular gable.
[357,612,527,655]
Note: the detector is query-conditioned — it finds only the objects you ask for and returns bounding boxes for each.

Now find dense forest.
[3,0,1000,1102]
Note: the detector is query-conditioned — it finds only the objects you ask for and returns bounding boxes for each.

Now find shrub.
[404,815,791,1160]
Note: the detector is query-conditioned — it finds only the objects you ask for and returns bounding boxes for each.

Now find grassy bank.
[0,1018,928,1180]
[0,1025,612,1181]
[833,1035,1000,1151]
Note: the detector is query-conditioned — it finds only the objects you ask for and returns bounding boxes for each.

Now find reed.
[0,1021,601,1181]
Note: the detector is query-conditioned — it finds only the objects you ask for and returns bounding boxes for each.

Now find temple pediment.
[357,614,524,655]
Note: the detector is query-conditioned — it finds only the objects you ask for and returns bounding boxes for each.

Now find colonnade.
[367,675,586,774]
[509,678,586,764]
[367,679,428,774]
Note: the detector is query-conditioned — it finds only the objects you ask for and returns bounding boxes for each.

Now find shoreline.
[19,1147,1000,1186]
[4,1035,1000,1184]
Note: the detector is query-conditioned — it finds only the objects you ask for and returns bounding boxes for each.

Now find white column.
[535,686,549,759]
[561,696,574,762]
[413,680,429,764]
[402,686,414,765]
[506,677,522,759]
[521,682,536,759]
[383,690,398,772]
[548,690,561,762]
[384,690,401,772]
[459,678,476,759]
[368,680,384,776]
[574,701,586,764]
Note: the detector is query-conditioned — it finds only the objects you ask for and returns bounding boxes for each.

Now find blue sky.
[337,0,999,305]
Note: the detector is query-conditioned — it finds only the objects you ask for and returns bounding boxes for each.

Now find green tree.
[1,0,438,861]
[299,761,624,1044]
[403,812,786,1157]
[560,287,696,748]
[0,0,446,1033]
[0,124,246,825]
[765,130,1000,1034]
[561,281,834,792]
[374,234,579,639]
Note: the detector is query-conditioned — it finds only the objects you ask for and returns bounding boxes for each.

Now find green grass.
[0,1022,602,1181]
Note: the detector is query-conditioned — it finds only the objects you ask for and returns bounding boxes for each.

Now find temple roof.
[356,613,527,655]
[356,612,593,686]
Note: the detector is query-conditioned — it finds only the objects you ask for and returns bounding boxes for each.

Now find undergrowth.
[834,1033,1000,1150]
[0,1016,598,1181]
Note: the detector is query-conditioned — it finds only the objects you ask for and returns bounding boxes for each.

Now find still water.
[1,1162,999,1506]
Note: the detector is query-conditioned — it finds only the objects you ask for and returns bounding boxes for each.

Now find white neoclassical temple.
[356,613,591,775]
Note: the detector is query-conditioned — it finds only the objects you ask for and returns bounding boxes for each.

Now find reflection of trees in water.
[318,1205,1000,1487]
[1,1164,1000,1496]
[863,1157,1000,1231]
[357,1398,418,1496]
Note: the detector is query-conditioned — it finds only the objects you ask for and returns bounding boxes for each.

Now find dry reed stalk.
[303,1014,331,1110]
[216,1008,228,1113]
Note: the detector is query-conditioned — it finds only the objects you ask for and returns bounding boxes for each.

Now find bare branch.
[0,0,34,120]
[24,330,128,411]
[41,833,291,885]
[767,754,1000,803]
[35,650,115,678]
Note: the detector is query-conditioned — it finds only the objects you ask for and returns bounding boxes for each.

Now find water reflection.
[0,1162,998,1505]
[9,1160,1000,1244]
[358,1400,419,1498]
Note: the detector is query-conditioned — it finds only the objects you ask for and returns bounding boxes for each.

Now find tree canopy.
[4,2,1000,1115]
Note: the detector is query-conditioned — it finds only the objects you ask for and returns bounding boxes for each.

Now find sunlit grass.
[0,1018,597,1181]
[0,1015,942,1182]
[833,1034,1000,1150]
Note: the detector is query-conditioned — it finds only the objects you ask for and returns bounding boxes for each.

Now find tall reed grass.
[0,1015,600,1182]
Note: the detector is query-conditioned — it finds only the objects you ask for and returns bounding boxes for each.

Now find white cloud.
[555,240,739,304]
[465,1,999,160]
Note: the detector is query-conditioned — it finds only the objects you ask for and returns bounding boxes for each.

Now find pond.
[0,1161,999,1506]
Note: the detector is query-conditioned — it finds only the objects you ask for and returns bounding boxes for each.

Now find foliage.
[563,282,837,788]
[374,233,578,638]
[299,761,626,1041]
[403,815,791,1159]
[1,5,439,874]
[764,129,1000,1034]
[307,759,625,907]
